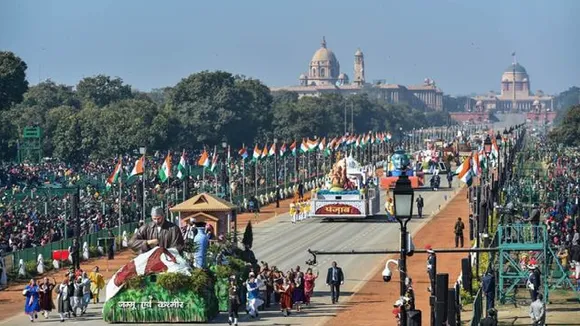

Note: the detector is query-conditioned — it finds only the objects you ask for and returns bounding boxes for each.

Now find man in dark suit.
[326,261,344,304]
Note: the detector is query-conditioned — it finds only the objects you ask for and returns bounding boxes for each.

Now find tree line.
[1,51,452,162]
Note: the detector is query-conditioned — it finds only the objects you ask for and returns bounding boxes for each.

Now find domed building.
[305,37,341,86]
[272,37,444,111]
[471,59,553,112]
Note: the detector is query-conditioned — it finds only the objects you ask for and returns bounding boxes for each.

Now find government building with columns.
[270,37,444,111]
[470,61,554,113]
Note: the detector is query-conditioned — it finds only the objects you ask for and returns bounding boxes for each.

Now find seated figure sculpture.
[388,149,414,177]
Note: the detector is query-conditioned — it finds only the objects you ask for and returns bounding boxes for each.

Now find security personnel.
[426,244,436,293]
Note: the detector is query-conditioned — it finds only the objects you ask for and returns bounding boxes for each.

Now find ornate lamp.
[393,175,414,222]
[495,132,503,149]
[483,135,492,156]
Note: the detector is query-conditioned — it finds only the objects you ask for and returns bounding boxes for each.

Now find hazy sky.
[2,0,579,96]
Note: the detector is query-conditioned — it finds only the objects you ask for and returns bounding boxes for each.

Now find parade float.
[309,155,381,219]
[380,148,425,189]
[102,225,246,323]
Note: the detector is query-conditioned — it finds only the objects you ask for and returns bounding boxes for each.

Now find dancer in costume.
[228,277,240,326]
[88,266,105,304]
[245,272,263,318]
[81,272,91,314]
[303,268,319,305]
[290,202,297,224]
[38,277,56,319]
[23,279,40,321]
[55,277,70,322]
[292,266,305,312]
[278,277,294,316]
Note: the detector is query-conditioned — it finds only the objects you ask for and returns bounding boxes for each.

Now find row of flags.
[105,131,395,190]
[455,136,502,186]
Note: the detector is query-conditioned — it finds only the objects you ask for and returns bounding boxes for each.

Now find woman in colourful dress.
[23,279,40,322]
[303,268,319,305]
[278,277,294,316]
[292,266,305,312]
[38,277,56,318]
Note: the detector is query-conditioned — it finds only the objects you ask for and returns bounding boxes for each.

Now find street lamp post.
[393,160,415,326]
[483,135,492,235]
[139,146,146,222]
[221,141,230,201]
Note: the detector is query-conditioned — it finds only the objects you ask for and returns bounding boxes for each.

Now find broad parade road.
[2,176,460,326]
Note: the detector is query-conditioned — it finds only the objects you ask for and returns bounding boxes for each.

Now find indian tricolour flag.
[456,156,473,186]
[290,141,297,156]
[158,153,172,182]
[491,138,500,166]
[210,147,218,172]
[128,155,145,182]
[198,149,210,168]
[105,158,122,190]
[268,143,276,157]
[317,138,326,152]
[176,150,187,180]
[471,151,480,176]
[307,139,318,151]
[252,145,261,161]
[300,139,309,153]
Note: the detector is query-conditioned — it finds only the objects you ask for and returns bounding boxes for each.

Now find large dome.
[504,63,527,74]
[311,37,338,63]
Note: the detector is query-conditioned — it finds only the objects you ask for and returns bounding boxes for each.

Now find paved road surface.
[2,176,461,326]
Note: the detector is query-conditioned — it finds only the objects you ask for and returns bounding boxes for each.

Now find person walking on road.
[454,217,465,248]
[416,195,424,218]
[326,261,344,304]
[529,293,545,326]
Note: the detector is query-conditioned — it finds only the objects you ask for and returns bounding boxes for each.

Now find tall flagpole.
[142,152,146,222]
[118,157,122,247]
[202,147,206,192]
[227,145,232,202]
[242,144,246,199]
[166,151,170,213]
[254,159,258,197]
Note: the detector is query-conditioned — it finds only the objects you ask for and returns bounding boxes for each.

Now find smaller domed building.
[471,60,553,112]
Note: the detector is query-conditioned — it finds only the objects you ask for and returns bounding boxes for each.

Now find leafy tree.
[0,51,29,110]
[76,75,132,107]
[21,80,80,109]
[169,71,259,148]
[549,105,580,147]
[556,86,580,111]
[242,221,253,249]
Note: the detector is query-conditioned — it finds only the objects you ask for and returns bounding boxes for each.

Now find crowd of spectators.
[0,150,315,255]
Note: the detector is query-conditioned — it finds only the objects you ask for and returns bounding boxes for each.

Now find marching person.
[326,261,344,304]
